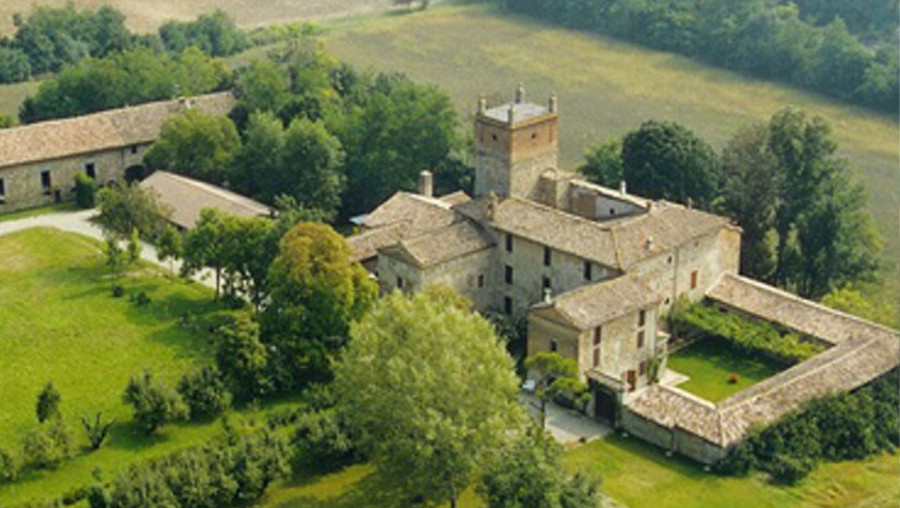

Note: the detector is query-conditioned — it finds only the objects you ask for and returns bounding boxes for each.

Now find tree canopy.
[144,109,241,184]
[335,291,525,507]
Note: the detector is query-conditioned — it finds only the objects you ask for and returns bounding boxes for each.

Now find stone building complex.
[350,88,899,463]
[0,92,234,212]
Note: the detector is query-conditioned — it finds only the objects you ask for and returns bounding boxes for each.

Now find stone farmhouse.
[349,88,899,464]
[0,92,234,212]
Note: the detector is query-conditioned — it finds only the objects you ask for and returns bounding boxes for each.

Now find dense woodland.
[493,0,900,113]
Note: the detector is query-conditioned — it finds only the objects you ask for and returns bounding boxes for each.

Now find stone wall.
[620,407,727,465]
[377,248,495,310]
[0,144,148,212]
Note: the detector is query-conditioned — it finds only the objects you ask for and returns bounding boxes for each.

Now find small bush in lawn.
[61,485,91,505]
[134,291,151,306]
[122,370,188,435]
[111,284,125,298]
[177,366,232,420]
[728,372,740,384]
[82,412,114,451]
[0,447,20,483]
[292,408,356,473]
[767,454,814,485]
[23,418,71,469]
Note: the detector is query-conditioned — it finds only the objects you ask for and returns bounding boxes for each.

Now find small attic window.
[531,132,537,140]
[130,145,138,154]
[610,208,616,216]
[491,133,498,142]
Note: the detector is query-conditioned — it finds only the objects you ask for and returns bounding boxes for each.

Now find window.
[492,133,498,142]
[40,170,51,192]
[505,265,513,285]
[504,296,513,315]
[130,145,138,154]
[542,276,551,290]
[531,132,538,140]
[477,274,485,288]
[593,348,600,368]
[593,326,602,346]
[638,309,646,327]
[505,233,513,253]
[543,246,552,266]
[0,177,5,197]
[396,276,404,289]
[639,361,647,376]
[637,330,645,349]
[667,255,673,264]
[550,339,558,352]
[610,208,616,216]
[84,162,96,179]
[583,261,592,281]
[690,270,698,289]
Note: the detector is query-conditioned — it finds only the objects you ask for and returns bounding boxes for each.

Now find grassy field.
[667,339,785,402]
[315,3,899,268]
[0,227,239,505]
[0,0,394,35]
[0,202,76,223]
[0,79,40,118]
[254,433,899,508]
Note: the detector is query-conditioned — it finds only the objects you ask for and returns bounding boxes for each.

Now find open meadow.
[313,3,899,267]
[0,227,294,506]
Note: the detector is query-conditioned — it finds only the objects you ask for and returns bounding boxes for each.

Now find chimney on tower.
[418,170,433,198]
[515,83,525,104]
[477,95,487,115]
[548,93,558,113]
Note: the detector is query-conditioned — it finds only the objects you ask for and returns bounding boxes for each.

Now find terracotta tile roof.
[380,219,494,268]
[481,197,730,270]
[0,92,235,169]
[627,276,900,448]
[535,275,661,330]
[708,274,898,346]
[139,171,270,229]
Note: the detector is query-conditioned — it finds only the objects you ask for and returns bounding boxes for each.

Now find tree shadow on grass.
[602,433,709,480]
[106,420,169,451]
[265,466,418,508]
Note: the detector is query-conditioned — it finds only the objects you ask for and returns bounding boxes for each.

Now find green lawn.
[313,2,899,288]
[0,227,241,505]
[666,339,785,402]
[0,202,78,222]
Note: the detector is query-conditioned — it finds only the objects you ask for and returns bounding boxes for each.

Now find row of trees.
[579,108,882,299]
[0,5,247,84]
[495,0,899,113]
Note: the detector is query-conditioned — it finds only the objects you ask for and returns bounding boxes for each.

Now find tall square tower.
[474,87,559,200]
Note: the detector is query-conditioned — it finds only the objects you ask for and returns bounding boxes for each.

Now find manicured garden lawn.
[0,227,246,505]
[667,339,784,402]
[0,202,78,223]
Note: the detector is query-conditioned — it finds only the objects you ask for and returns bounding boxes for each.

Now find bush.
[177,366,233,419]
[122,370,188,434]
[0,447,20,483]
[81,412,114,451]
[36,381,62,423]
[111,284,125,298]
[74,172,96,208]
[766,454,815,485]
[23,418,71,469]
[292,408,356,472]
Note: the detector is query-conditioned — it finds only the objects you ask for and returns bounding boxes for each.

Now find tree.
[0,47,30,84]
[334,291,525,508]
[578,138,623,187]
[155,225,183,271]
[96,183,171,239]
[525,352,588,430]
[480,430,565,508]
[177,366,232,419]
[122,370,188,434]
[215,315,270,403]
[182,208,231,298]
[143,109,240,185]
[262,222,376,388]
[719,124,778,280]
[158,10,248,57]
[279,117,345,218]
[81,412,114,450]
[820,285,898,329]
[233,59,291,118]
[621,120,721,208]
[23,417,71,469]
[127,227,142,264]
[36,381,61,423]
[105,234,126,275]
[233,110,285,198]
[0,448,20,483]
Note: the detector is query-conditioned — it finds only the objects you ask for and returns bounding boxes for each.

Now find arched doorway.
[125,165,149,183]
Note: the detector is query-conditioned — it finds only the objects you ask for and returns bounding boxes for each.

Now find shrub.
[134,291,151,306]
[111,284,125,297]
[122,370,188,434]
[292,408,356,472]
[177,366,233,419]
[81,412,114,451]
[23,418,71,469]
[74,172,96,208]
[0,447,20,483]
[36,381,62,423]
[766,454,815,485]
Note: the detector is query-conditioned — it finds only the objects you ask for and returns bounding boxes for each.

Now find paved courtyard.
[519,392,612,445]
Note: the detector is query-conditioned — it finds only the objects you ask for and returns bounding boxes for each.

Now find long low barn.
[0,92,235,212]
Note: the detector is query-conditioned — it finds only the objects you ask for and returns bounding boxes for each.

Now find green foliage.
[262,222,377,388]
[73,172,96,209]
[159,10,249,57]
[81,412,114,451]
[0,448,21,483]
[335,291,525,506]
[559,472,603,508]
[280,117,345,217]
[10,4,133,75]
[105,235,126,274]
[215,314,271,403]
[821,285,899,329]
[669,303,821,364]
[155,225,183,266]
[121,370,188,435]
[96,183,171,239]
[621,120,720,209]
[496,0,898,113]
[126,228,141,264]
[19,46,228,123]
[35,381,61,424]
[292,408,356,472]
[144,109,241,185]
[525,352,589,428]
[22,417,71,469]
[717,368,899,483]
[578,138,622,187]
[177,366,233,420]
[233,60,291,118]
[0,48,31,84]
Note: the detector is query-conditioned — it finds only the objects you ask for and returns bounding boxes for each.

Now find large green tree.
[621,120,721,209]
[144,109,241,185]
[578,138,623,187]
[96,183,171,239]
[279,117,345,218]
[262,222,376,387]
[335,291,525,508]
